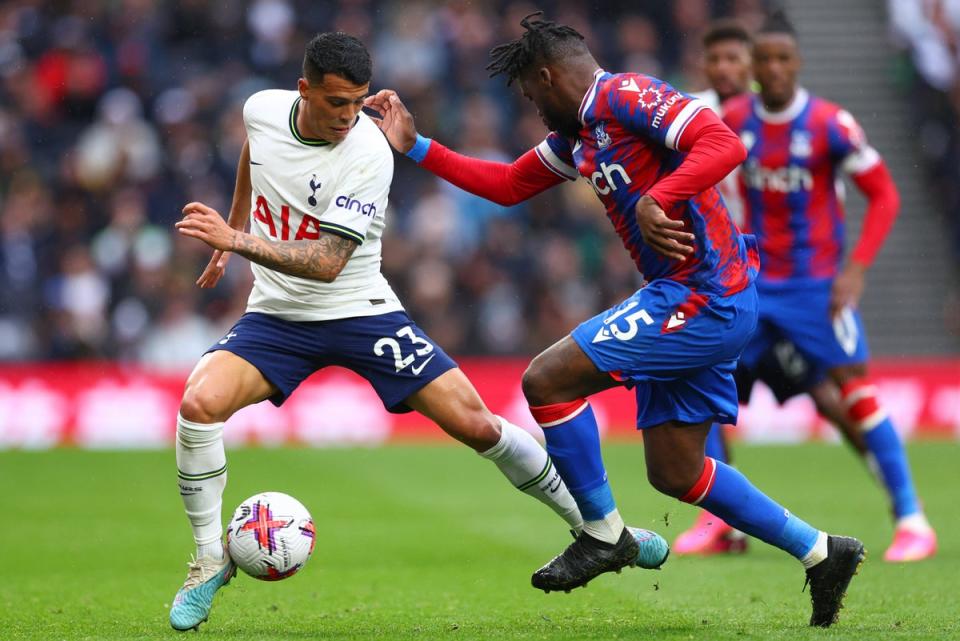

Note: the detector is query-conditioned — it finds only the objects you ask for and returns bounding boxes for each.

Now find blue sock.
[689,458,820,560]
[704,423,728,463]
[532,401,615,521]
[863,417,920,518]
[842,380,922,520]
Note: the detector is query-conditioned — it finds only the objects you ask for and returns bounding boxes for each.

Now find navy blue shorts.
[735,338,823,405]
[571,280,758,429]
[207,311,457,413]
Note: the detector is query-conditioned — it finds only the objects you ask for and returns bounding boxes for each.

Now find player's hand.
[196,249,232,289]
[176,202,239,253]
[830,261,866,319]
[635,195,695,261]
[364,89,417,153]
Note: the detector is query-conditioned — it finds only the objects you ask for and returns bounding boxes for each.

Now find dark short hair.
[702,19,751,49]
[487,12,589,86]
[303,32,372,86]
[758,8,798,40]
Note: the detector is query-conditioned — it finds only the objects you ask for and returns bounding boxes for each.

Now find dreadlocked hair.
[487,12,585,85]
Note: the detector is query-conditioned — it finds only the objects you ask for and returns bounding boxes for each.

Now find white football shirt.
[241,89,403,321]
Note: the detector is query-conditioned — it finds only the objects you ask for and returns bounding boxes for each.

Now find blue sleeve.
[605,74,709,151]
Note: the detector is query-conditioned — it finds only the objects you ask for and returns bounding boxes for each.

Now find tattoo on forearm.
[230,231,358,281]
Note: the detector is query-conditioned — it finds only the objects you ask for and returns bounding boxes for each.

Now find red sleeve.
[418,141,564,206]
[644,108,747,212]
[849,160,899,267]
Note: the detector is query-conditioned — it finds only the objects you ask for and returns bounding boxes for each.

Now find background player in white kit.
[167,32,589,632]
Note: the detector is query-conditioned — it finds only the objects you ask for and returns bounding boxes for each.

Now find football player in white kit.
[167,32,586,631]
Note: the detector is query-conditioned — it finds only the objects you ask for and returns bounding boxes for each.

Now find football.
[226,492,315,581]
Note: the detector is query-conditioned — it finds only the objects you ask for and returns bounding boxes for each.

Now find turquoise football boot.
[629,526,670,569]
[169,555,236,631]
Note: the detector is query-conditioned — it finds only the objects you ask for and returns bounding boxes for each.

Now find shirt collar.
[755,87,809,124]
[578,68,606,125]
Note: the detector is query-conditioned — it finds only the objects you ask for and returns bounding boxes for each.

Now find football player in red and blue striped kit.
[367,13,863,627]
[722,11,936,563]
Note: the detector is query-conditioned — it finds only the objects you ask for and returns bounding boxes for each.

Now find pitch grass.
[0,442,956,641]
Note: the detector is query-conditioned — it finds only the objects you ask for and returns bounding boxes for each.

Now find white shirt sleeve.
[834,109,881,176]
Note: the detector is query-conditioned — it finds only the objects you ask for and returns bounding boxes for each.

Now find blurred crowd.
[0,0,786,367]
[890,0,960,264]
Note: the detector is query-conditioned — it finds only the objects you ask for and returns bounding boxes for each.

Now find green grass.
[0,442,956,640]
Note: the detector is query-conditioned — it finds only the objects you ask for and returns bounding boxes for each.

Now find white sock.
[801,530,829,569]
[176,413,227,561]
[583,509,624,544]
[479,417,583,532]
[896,512,932,533]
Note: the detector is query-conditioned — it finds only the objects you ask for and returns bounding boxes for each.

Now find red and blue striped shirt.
[723,89,893,284]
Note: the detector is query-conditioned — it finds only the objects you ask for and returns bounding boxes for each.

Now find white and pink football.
[226,492,315,581]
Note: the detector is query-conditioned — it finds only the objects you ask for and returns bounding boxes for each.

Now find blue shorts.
[741,280,869,379]
[571,280,758,429]
[207,311,457,413]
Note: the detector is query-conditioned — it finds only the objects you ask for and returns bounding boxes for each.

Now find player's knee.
[646,461,700,499]
[179,389,232,424]
[521,357,553,406]
[445,411,501,452]
[830,363,867,385]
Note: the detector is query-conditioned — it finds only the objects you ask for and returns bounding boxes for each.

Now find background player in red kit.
[367,13,864,627]
[675,19,875,557]
[722,12,936,562]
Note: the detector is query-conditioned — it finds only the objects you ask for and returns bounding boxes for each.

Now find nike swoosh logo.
[547,473,562,493]
[250,160,263,165]
[410,354,436,376]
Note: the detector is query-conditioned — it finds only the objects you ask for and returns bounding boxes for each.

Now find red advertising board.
[0,359,956,448]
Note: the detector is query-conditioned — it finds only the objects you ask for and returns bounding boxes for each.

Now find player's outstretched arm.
[365,89,564,206]
[176,202,357,283]
[197,139,254,288]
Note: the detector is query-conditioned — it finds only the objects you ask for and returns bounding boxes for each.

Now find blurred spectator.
[0,0,754,368]
[889,0,960,260]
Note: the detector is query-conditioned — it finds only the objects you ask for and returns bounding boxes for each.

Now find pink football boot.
[883,523,937,562]
[673,510,748,555]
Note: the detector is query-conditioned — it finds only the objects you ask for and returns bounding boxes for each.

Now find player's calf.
[674,455,865,625]
[838,377,936,560]
[479,417,583,531]
[407,374,585,531]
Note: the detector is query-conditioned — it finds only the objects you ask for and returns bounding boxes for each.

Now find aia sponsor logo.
[253,194,324,240]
